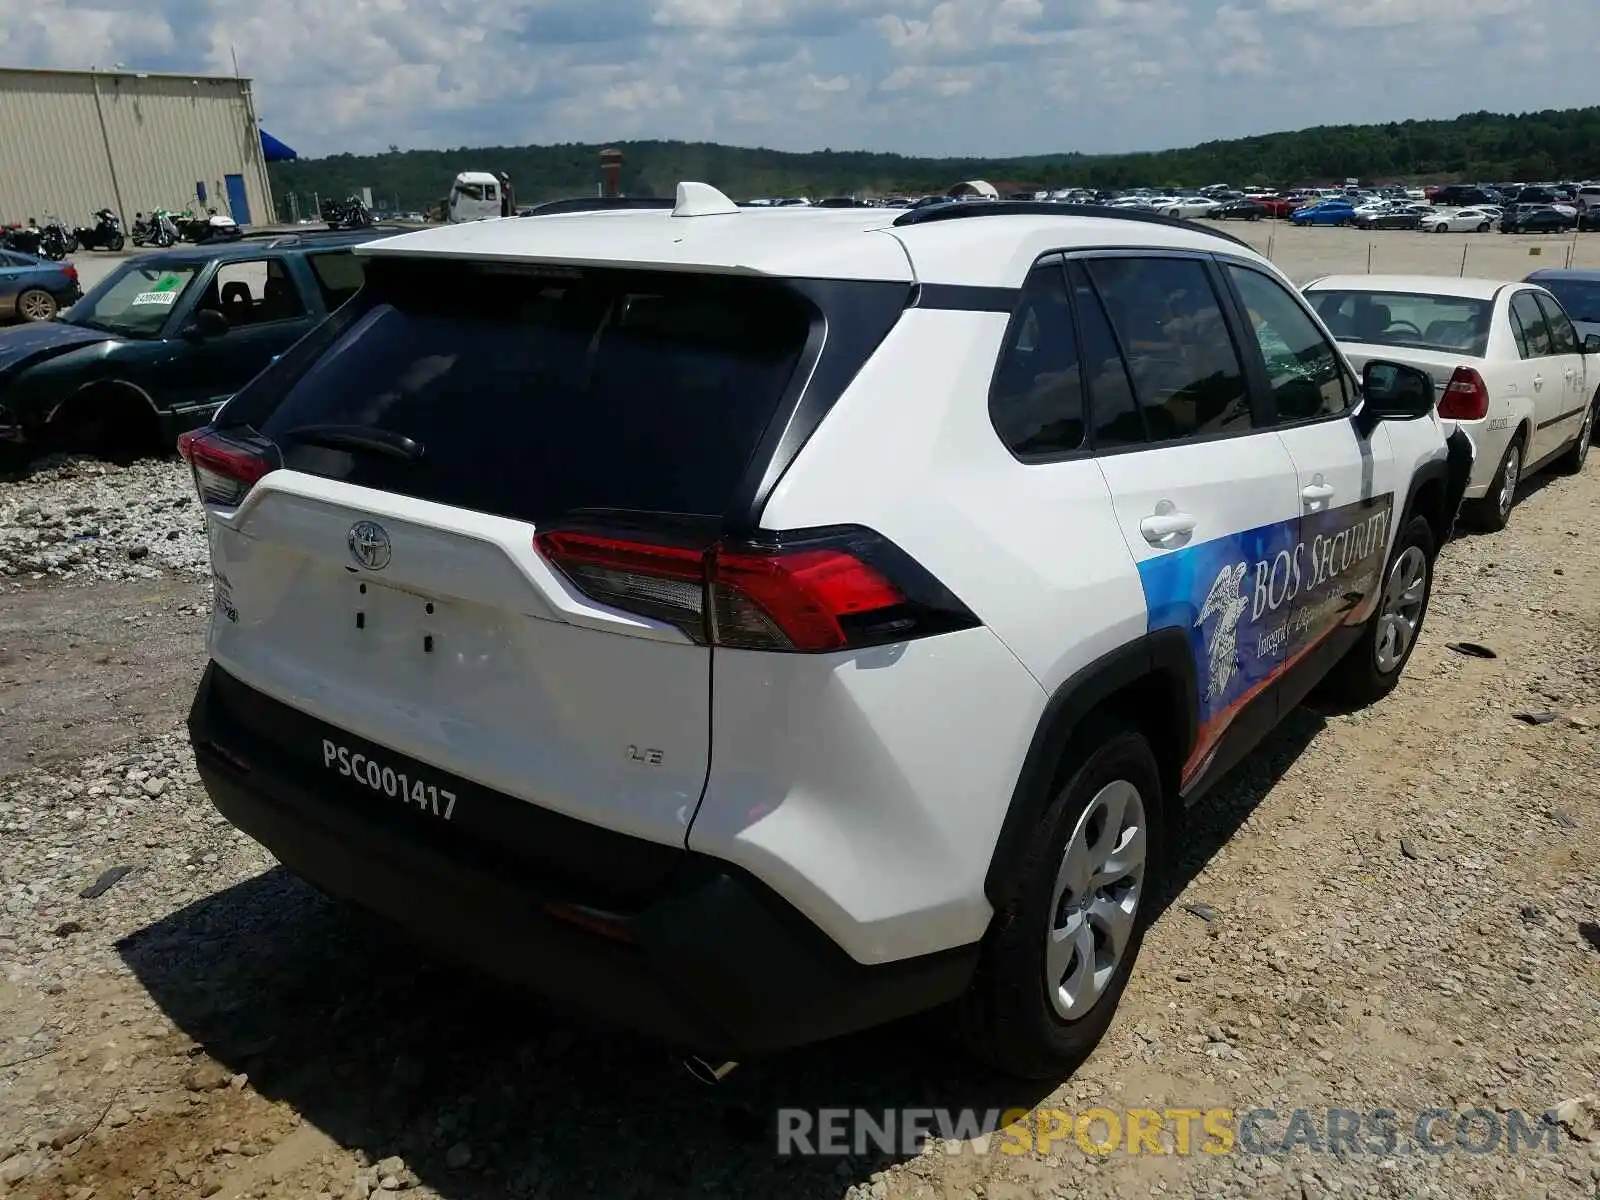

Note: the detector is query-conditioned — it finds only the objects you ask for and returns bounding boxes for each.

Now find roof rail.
[519,196,676,217]
[890,201,1254,250]
[242,224,411,246]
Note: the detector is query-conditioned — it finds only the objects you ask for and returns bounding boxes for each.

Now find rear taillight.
[176,427,276,507]
[62,264,78,282]
[1438,366,1489,421]
[535,527,978,653]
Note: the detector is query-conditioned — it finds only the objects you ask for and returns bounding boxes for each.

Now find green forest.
[267,106,1600,216]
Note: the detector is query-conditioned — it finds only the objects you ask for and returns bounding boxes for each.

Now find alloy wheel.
[18,290,56,321]
[1045,780,1147,1022]
[1498,443,1521,520]
[1374,546,1428,674]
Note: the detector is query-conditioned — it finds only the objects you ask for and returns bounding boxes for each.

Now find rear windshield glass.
[1307,289,1492,356]
[256,259,813,523]
[1532,278,1600,325]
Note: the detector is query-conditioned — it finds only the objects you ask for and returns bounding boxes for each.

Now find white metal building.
[0,67,278,230]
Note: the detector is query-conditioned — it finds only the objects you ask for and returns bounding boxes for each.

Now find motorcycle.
[130,210,179,248]
[37,222,68,260]
[1,221,66,260]
[320,196,374,230]
[0,223,42,255]
[174,207,242,244]
[71,209,126,252]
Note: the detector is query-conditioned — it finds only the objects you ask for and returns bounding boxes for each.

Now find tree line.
[267,106,1600,213]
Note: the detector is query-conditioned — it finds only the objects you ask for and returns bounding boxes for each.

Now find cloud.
[0,0,1591,158]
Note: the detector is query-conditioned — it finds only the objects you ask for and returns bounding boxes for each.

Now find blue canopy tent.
[260,129,297,162]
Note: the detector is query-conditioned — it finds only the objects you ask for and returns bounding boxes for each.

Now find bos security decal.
[1138,494,1395,783]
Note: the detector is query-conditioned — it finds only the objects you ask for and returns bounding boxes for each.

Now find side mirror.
[183,308,229,339]
[1362,360,1434,421]
[1585,333,1600,354]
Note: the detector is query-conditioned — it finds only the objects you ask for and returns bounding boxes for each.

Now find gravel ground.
[0,458,207,586]
[1,448,1598,1200]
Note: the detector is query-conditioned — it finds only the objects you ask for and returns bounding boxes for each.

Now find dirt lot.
[3,231,1600,1200]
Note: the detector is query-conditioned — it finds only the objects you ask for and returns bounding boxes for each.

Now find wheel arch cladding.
[49,380,161,429]
[982,627,1196,910]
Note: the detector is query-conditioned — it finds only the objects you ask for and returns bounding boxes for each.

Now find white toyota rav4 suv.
[180,186,1472,1079]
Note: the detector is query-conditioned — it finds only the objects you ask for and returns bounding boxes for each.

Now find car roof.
[357,190,1275,289]
[1526,268,1600,282]
[1303,275,1518,301]
[127,228,394,268]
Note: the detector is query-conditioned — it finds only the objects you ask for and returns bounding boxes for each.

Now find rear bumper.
[187,664,977,1056]
[1440,419,1498,498]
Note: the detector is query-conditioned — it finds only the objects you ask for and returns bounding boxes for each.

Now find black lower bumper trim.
[187,664,978,1055]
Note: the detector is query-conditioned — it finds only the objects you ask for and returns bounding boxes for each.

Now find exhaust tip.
[683,1056,739,1085]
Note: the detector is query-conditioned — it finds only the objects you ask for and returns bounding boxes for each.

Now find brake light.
[1438,366,1489,421]
[535,527,977,652]
[62,264,78,282]
[176,427,275,507]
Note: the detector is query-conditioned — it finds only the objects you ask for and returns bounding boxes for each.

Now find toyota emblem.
[347,520,392,571]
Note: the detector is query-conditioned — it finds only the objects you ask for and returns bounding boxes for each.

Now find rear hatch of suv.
[182,251,909,908]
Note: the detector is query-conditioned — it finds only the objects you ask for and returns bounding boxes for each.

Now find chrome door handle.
[1140,512,1197,544]
[1301,483,1335,503]
[1532,374,1544,390]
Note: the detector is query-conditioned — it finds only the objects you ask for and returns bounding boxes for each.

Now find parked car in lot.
[1157,196,1219,219]
[1500,205,1577,234]
[1432,186,1499,208]
[0,249,80,324]
[1291,199,1357,226]
[1213,199,1267,221]
[0,230,379,457]
[1350,206,1425,231]
[1426,207,1497,233]
[1252,195,1302,219]
[1524,268,1600,342]
[178,189,1469,1079]
[1304,275,1597,532]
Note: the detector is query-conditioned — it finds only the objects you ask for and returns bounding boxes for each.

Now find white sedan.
[1158,196,1219,218]
[1425,207,1497,233]
[1302,274,1599,531]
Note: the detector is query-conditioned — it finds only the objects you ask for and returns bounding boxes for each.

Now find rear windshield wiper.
[286,424,424,463]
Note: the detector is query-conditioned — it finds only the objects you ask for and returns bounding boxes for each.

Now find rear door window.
[255,259,815,524]
[1509,292,1554,357]
[1082,256,1252,442]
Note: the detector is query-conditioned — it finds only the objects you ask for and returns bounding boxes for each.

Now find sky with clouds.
[1,0,1592,159]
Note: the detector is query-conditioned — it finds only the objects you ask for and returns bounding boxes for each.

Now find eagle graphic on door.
[1195,561,1250,702]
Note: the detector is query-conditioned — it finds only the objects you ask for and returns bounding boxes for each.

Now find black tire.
[1554,395,1596,474]
[108,233,125,251]
[50,387,161,464]
[954,719,1165,1080]
[1464,435,1522,532]
[1321,513,1437,707]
